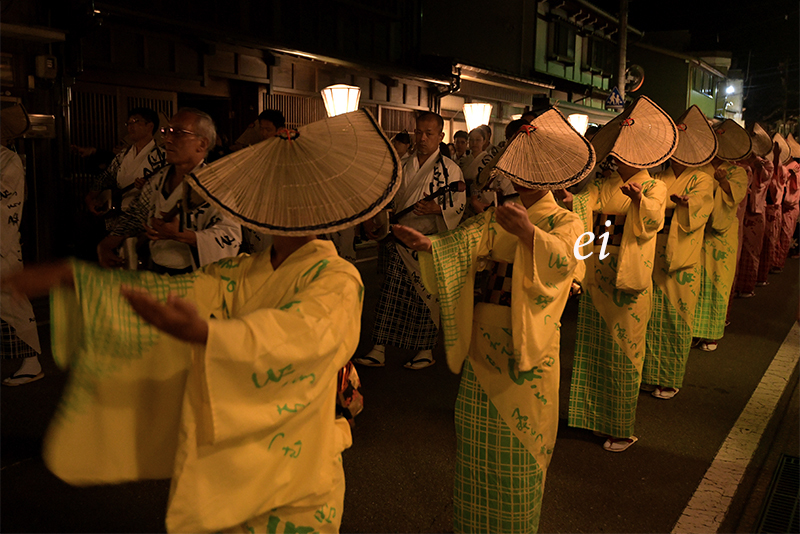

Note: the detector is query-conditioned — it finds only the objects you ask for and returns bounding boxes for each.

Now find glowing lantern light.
[321,84,361,117]
[463,103,493,132]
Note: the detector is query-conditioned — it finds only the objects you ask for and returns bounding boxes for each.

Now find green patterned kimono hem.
[692,266,726,340]
[568,292,640,438]
[643,284,691,388]
[454,360,544,534]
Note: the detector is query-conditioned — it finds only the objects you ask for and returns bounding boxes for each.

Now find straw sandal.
[2,371,44,386]
[404,350,435,370]
[699,340,718,352]
[603,436,638,453]
[353,346,385,367]
[652,387,679,400]
[352,355,385,367]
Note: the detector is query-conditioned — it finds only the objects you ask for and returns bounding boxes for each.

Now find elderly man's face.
[163,111,208,166]
[414,117,444,157]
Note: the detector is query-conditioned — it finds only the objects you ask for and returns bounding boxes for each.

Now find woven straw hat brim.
[750,123,772,157]
[490,108,596,190]
[591,95,677,168]
[714,119,752,161]
[671,105,718,166]
[773,133,792,165]
[786,134,800,159]
[187,109,401,236]
[0,103,30,142]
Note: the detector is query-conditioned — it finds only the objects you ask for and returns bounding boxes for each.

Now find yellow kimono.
[569,170,666,438]
[643,166,713,388]
[693,162,749,339]
[419,192,582,533]
[46,240,361,533]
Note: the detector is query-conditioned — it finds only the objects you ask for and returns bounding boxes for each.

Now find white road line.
[672,322,800,534]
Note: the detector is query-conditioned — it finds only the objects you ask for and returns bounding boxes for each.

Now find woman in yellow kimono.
[394,109,592,533]
[568,96,675,452]
[2,110,401,533]
[692,119,752,351]
[643,106,715,399]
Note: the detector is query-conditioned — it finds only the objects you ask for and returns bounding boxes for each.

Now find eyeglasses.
[124,119,145,127]
[160,126,201,139]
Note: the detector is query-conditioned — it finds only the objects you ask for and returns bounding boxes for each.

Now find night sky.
[592,0,799,125]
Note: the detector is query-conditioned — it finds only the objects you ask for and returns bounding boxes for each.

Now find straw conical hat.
[188,109,401,236]
[486,107,596,190]
[749,123,772,157]
[785,134,800,159]
[0,103,30,143]
[591,95,677,168]
[773,133,792,165]
[713,119,752,161]
[671,105,718,166]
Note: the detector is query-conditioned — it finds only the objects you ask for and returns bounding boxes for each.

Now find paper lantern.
[321,84,361,117]
[463,103,493,132]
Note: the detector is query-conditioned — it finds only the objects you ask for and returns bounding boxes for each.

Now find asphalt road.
[1,252,797,533]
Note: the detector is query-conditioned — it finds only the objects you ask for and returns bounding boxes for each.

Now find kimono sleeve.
[110,176,156,237]
[199,264,363,444]
[617,178,666,292]
[513,208,582,372]
[424,212,490,373]
[91,152,123,192]
[629,177,667,239]
[51,259,214,371]
[0,152,25,258]
[194,208,243,268]
[524,209,582,288]
[675,170,714,234]
[45,260,219,484]
[760,160,775,183]
[710,164,749,232]
[440,160,467,231]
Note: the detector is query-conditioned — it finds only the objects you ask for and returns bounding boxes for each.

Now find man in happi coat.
[357,111,466,369]
[84,106,166,227]
[97,108,241,274]
[0,104,43,385]
[393,109,591,533]
[735,145,775,297]
[642,105,715,398]
[568,96,674,452]
[691,119,751,351]
[3,110,400,533]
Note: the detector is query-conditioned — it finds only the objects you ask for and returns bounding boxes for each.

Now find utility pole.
[618,0,628,103]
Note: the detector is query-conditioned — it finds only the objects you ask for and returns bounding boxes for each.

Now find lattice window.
[380,107,416,138]
[69,89,118,192]
[262,93,328,129]
[127,96,174,127]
